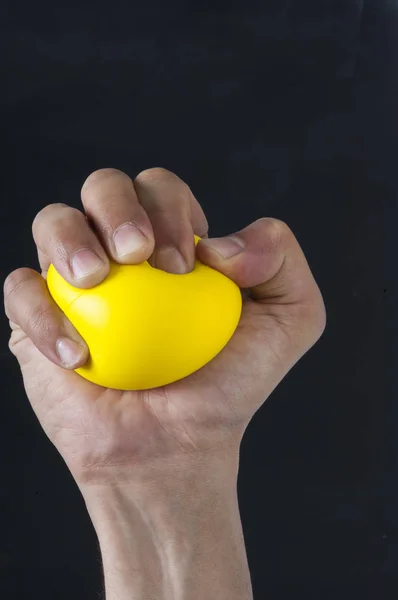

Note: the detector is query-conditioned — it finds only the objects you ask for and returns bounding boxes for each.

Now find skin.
[3,167,326,600]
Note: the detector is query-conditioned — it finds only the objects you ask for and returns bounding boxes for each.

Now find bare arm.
[83,453,252,600]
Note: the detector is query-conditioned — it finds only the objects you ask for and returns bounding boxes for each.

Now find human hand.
[4,167,326,487]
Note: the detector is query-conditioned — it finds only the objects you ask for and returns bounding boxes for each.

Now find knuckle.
[135,167,177,184]
[135,168,192,213]
[256,217,291,248]
[33,205,85,247]
[81,168,129,194]
[55,206,84,226]
[3,268,35,301]
[296,290,327,344]
[55,206,83,225]
[3,270,58,342]
[32,203,69,233]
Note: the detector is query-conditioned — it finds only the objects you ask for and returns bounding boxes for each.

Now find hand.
[4,167,326,485]
[4,168,326,600]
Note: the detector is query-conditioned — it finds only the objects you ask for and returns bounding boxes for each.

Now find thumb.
[197,217,326,355]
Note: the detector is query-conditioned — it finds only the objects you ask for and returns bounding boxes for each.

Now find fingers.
[197,217,326,336]
[32,167,208,290]
[134,168,208,273]
[81,167,208,274]
[4,268,89,369]
[81,169,155,264]
[32,203,110,288]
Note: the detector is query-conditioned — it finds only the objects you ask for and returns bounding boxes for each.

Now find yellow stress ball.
[47,236,242,390]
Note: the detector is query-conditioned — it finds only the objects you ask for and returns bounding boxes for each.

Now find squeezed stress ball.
[46,236,242,390]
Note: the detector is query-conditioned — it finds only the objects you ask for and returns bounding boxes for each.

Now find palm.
[13,299,288,478]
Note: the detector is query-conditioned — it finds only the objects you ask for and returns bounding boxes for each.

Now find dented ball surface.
[47,238,242,390]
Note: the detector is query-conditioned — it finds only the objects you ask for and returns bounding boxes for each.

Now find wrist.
[83,449,241,549]
[80,449,252,600]
[81,442,241,505]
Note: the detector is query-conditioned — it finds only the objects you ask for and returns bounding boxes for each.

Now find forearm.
[82,453,253,600]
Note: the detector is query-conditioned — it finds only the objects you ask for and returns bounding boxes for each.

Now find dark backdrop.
[0,1,394,598]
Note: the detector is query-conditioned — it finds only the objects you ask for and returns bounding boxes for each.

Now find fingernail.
[71,249,104,279]
[56,338,86,368]
[201,236,245,259]
[113,223,147,257]
[155,246,188,274]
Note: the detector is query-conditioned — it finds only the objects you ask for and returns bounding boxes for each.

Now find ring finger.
[133,167,209,273]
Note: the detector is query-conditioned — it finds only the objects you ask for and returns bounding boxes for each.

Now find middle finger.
[81,168,155,264]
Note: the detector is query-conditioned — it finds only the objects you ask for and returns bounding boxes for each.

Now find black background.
[0,1,394,598]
